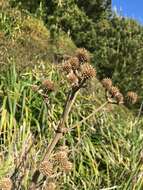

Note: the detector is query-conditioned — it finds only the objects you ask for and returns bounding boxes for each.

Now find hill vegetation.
[0,1,143,190]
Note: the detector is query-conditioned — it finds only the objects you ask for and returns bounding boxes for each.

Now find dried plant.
[127,91,138,104]
[0,177,13,190]
[3,48,138,190]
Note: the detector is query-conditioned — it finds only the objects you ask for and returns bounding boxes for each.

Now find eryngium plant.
[1,48,137,190]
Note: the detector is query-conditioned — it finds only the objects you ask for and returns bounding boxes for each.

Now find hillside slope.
[0,2,143,190]
[0,1,76,71]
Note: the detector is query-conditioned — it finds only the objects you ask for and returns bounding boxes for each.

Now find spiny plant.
[0,48,139,190]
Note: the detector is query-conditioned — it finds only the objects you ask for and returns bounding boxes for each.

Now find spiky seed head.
[101,78,112,90]
[67,72,78,86]
[62,62,72,73]
[45,182,56,190]
[61,160,73,173]
[109,86,119,97]
[55,151,68,162]
[75,48,90,63]
[39,161,53,176]
[115,92,124,104]
[0,178,13,190]
[68,57,80,70]
[42,80,55,92]
[32,85,39,92]
[81,63,96,79]
[127,91,138,104]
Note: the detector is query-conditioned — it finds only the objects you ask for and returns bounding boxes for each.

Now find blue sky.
[112,0,143,24]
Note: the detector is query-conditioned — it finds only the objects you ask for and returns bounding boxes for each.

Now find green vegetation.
[0,1,143,190]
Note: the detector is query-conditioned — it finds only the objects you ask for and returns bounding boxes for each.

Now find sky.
[112,0,143,24]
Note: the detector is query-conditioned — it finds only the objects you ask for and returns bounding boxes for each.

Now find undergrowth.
[0,1,143,190]
[0,62,142,189]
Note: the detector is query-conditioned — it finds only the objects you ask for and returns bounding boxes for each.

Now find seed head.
[45,182,56,190]
[62,62,72,73]
[109,86,119,97]
[115,92,124,104]
[101,78,112,90]
[61,160,73,173]
[81,63,96,79]
[39,161,53,176]
[67,72,78,86]
[127,91,138,104]
[68,57,80,70]
[55,151,68,162]
[0,178,13,190]
[75,48,90,63]
[42,80,55,92]
[32,85,39,92]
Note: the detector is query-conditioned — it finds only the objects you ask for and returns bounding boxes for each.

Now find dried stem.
[29,79,86,189]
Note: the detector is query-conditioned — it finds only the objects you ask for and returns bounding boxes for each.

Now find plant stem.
[29,80,84,189]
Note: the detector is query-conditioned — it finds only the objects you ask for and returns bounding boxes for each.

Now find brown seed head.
[101,78,112,90]
[67,72,78,86]
[115,92,124,104]
[32,85,39,92]
[127,91,138,104]
[109,86,119,97]
[68,57,80,70]
[0,177,13,190]
[75,48,90,63]
[45,182,56,190]
[42,80,55,92]
[61,160,73,173]
[81,63,96,79]
[55,151,68,162]
[62,62,72,73]
[39,161,53,176]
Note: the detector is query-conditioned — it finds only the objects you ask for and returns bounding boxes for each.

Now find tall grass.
[0,64,142,189]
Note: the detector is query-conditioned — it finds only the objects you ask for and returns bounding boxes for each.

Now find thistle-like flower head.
[39,161,53,176]
[101,78,112,90]
[109,86,119,97]
[67,71,79,86]
[0,178,13,190]
[62,62,72,73]
[61,160,73,173]
[81,63,96,79]
[127,91,138,104]
[42,80,55,92]
[68,56,80,70]
[115,92,124,104]
[75,48,90,63]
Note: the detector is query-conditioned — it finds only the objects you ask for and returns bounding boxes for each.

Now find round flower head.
[0,177,13,190]
[81,63,96,79]
[42,80,55,92]
[55,150,68,163]
[75,48,90,63]
[32,85,39,92]
[61,160,73,173]
[39,161,53,176]
[101,78,112,90]
[68,56,79,70]
[109,86,119,97]
[127,91,138,104]
[115,92,124,104]
[67,72,78,86]
[62,62,72,73]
